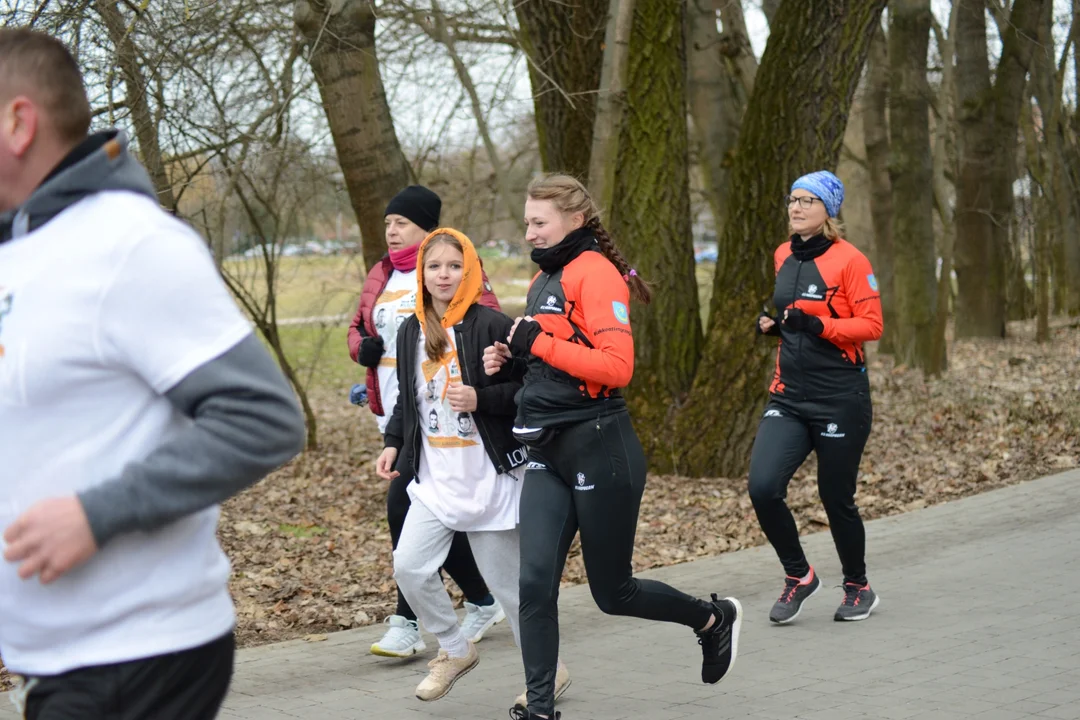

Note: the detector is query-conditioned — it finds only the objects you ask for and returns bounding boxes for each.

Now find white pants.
[393,499,521,647]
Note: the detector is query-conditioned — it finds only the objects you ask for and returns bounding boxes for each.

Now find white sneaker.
[370,615,426,658]
[513,659,571,708]
[460,599,505,643]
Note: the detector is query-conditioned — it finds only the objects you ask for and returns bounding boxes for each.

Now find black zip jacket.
[384,304,528,478]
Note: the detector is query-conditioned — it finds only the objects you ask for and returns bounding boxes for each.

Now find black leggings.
[387,471,490,619]
[747,391,873,585]
[518,411,713,716]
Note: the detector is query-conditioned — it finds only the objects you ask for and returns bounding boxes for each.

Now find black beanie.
[384,185,441,232]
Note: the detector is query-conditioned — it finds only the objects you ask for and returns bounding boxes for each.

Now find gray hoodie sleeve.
[78,334,306,548]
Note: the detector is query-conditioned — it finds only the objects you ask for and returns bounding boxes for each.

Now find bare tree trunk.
[1027,0,1069,335]
[688,0,736,233]
[686,0,756,238]
[673,0,888,477]
[609,0,702,468]
[954,0,999,337]
[931,148,955,373]
[716,0,759,95]
[1024,99,1051,340]
[928,5,959,374]
[889,0,940,371]
[514,0,607,179]
[954,0,1045,338]
[862,23,896,353]
[589,0,636,215]
[95,1,176,210]
[295,0,410,272]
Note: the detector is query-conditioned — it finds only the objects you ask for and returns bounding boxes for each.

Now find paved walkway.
[4,469,1079,719]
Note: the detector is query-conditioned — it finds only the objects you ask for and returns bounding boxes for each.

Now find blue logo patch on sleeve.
[867,273,879,292]
[612,301,630,324]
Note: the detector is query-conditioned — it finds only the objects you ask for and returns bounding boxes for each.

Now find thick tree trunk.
[954,0,1045,338]
[609,0,703,468]
[672,0,888,478]
[95,1,176,210]
[295,0,409,271]
[862,24,896,354]
[1062,0,1080,313]
[589,0,636,215]
[888,0,940,371]
[992,0,1045,327]
[514,0,607,179]
[953,0,1000,337]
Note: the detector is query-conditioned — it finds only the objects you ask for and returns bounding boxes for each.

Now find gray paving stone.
[1,468,1077,720]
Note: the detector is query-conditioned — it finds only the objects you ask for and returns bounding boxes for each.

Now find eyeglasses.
[785,195,822,209]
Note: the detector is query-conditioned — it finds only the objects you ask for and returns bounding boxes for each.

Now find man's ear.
[3,97,39,158]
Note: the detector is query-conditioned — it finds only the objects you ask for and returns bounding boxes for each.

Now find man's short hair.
[0,28,91,144]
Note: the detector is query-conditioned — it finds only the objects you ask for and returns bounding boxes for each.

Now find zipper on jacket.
[789,260,805,399]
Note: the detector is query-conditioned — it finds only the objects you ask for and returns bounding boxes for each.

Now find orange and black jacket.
[509,228,633,429]
[765,234,883,399]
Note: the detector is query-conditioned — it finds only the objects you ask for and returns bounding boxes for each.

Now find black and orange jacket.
[768,236,883,399]
[515,229,632,429]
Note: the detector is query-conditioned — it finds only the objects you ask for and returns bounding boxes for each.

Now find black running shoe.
[769,568,821,624]
[509,707,559,719]
[697,594,742,684]
[834,582,880,621]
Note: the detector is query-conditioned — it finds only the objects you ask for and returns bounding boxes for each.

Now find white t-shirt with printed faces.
[407,327,523,532]
[0,191,251,675]
[373,269,417,433]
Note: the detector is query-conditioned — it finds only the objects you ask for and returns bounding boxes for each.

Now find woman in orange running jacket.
[484,175,742,720]
[751,170,884,626]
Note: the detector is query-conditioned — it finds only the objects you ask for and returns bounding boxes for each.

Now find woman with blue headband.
[751,170,884,624]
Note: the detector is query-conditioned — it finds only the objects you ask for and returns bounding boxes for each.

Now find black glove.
[509,318,543,357]
[782,307,824,335]
[358,336,385,368]
[756,312,781,337]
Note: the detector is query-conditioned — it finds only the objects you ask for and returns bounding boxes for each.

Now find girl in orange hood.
[376,229,571,705]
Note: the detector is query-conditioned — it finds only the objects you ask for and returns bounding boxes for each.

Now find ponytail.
[589,218,652,305]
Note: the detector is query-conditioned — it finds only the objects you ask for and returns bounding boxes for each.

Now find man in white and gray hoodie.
[0,28,306,719]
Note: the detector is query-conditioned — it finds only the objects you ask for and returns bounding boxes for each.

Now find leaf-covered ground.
[222,319,1079,648]
[2,320,1076,690]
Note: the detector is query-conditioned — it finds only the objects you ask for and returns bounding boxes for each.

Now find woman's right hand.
[758,314,776,334]
[376,447,399,480]
[483,341,512,376]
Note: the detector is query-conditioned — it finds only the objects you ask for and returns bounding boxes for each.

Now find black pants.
[24,632,234,720]
[519,412,713,716]
[387,471,490,619]
[748,391,873,585]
